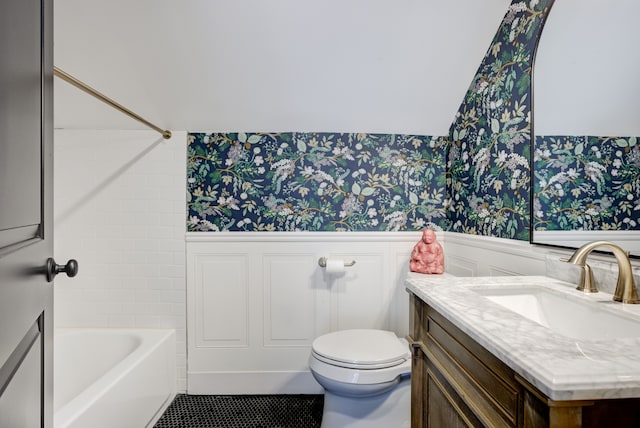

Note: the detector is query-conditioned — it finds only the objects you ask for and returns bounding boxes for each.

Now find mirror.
[532,0,640,255]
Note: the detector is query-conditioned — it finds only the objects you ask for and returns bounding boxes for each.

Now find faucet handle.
[560,257,598,293]
[577,264,598,293]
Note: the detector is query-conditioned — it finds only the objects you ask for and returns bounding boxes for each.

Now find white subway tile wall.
[53,130,187,391]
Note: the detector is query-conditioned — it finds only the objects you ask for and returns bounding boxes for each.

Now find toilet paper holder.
[318,257,356,268]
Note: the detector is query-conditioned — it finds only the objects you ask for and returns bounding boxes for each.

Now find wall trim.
[187,230,637,264]
[187,371,323,395]
[186,231,424,243]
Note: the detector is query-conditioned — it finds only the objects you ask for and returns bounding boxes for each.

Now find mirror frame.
[529,0,640,258]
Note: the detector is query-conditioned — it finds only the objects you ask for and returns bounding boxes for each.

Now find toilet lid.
[311,329,410,369]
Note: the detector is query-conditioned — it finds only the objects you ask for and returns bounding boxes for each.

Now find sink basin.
[474,287,640,341]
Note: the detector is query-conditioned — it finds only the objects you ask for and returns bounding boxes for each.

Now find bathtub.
[54,328,176,428]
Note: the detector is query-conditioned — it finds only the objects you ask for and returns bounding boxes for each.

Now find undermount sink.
[473,286,640,341]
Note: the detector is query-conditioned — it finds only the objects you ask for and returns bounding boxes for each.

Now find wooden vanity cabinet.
[408,293,640,428]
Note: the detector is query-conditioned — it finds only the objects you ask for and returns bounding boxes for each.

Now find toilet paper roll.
[325,259,345,275]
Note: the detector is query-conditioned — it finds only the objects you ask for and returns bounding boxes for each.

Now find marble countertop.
[406,272,640,401]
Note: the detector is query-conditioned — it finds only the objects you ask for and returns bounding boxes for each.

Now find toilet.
[309,329,411,428]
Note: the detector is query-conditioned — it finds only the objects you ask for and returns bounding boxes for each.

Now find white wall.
[53,0,511,135]
[186,232,419,394]
[53,130,187,391]
[184,230,640,394]
[535,0,640,135]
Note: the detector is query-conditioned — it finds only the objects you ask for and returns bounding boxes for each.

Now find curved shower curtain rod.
[54,66,172,140]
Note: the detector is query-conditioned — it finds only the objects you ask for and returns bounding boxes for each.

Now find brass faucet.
[564,241,640,304]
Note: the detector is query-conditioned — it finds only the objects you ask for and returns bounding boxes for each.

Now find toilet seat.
[311,329,410,369]
[311,351,406,370]
[309,329,411,387]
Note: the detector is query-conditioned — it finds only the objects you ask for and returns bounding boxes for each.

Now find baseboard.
[187,371,324,395]
[146,391,176,427]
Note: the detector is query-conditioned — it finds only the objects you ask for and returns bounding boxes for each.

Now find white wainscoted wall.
[186,232,421,394]
[184,231,597,394]
[444,232,549,277]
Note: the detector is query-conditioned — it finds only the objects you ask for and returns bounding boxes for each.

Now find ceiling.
[53,0,510,135]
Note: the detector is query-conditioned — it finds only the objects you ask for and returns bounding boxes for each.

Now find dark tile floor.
[154,394,324,428]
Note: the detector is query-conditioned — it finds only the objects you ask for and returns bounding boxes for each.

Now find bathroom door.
[0,0,54,426]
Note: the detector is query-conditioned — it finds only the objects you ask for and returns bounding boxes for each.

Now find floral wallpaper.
[187,132,449,232]
[534,135,640,231]
[186,1,567,237]
[447,0,554,241]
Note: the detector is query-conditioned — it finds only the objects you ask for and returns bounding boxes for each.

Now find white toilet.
[309,329,411,428]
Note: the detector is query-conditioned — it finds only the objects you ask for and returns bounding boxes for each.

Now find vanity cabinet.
[408,293,640,428]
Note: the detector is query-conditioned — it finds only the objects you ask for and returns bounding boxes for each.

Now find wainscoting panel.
[263,253,318,346]
[445,254,479,277]
[488,265,524,276]
[196,254,249,348]
[186,232,422,394]
[333,253,385,331]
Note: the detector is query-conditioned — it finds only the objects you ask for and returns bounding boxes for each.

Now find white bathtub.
[54,328,176,428]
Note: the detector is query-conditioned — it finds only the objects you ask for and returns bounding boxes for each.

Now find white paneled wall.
[53,130,187,391]
[186,232,421,394]
[184,232,574,394]
[444,233,549,277]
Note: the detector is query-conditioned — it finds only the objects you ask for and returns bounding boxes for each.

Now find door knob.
[46,258,78,282]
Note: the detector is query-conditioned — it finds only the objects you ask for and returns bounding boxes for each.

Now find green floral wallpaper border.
[447,0,554,241]
[187,132,449,232]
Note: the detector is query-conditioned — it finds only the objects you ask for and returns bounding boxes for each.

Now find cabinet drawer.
[424,305,519,425]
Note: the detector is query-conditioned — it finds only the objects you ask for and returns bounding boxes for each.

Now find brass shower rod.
[53,66,172,140]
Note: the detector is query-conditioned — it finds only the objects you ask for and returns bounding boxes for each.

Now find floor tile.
[154,394,324,428]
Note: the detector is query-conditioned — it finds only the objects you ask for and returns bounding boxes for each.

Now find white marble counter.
[406,272,640,401]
